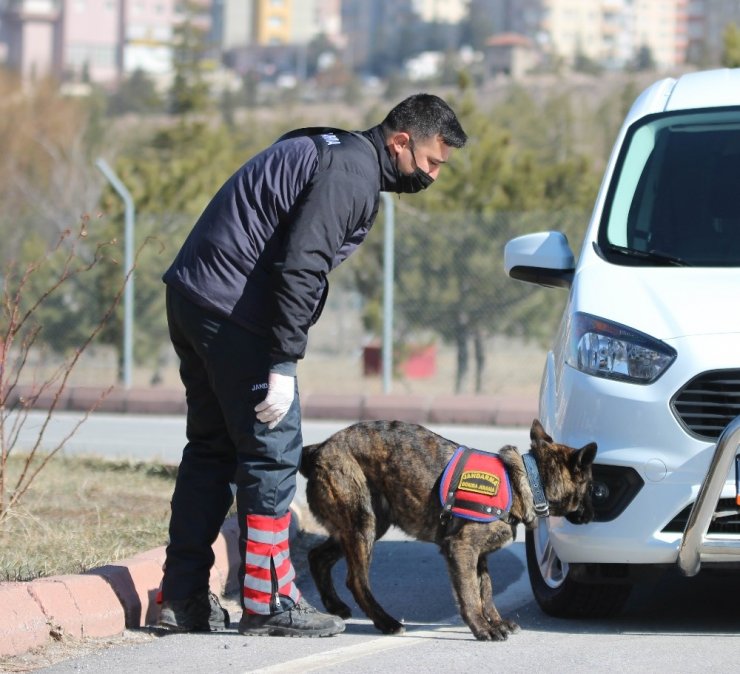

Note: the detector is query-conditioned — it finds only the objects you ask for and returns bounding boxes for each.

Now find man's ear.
[389,131,410,155]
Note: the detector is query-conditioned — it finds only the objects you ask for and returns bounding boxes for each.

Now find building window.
[67,44,116,69]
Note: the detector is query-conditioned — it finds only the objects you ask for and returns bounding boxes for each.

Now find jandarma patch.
[458,470,500,496]
[439,447,512,522]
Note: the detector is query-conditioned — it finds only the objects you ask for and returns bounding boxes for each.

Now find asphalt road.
[37,525,740,673]
[11,411,533,464]
[13,412,740,672]
[11,412,533,519]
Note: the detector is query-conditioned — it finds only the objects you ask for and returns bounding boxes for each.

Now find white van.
[504,68,740,617]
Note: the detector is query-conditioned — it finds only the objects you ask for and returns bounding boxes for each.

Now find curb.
[10,387,538,427]
[0,516,243,658]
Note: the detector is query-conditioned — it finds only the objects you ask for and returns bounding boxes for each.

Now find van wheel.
[525,522,632,618]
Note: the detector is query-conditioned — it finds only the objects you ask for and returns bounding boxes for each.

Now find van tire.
[525,526,632,618]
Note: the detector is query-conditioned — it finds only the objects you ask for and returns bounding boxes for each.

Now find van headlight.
[566,312,676,384]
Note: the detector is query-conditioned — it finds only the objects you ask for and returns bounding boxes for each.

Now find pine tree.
[169,1,212,115]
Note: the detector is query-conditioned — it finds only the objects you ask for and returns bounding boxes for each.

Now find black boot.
[158,591,230,632]
[238,596,344,637]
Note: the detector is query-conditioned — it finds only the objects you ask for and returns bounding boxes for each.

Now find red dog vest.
[439,447,512,522]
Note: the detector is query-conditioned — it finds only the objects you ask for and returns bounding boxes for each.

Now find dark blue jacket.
[163,124,403,368]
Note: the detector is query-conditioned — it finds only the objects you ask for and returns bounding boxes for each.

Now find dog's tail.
[299,442,320,478]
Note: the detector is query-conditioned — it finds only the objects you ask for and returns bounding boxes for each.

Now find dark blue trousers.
[161,287,303,601]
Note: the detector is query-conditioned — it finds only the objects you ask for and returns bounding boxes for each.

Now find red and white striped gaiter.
[243,512,301,615]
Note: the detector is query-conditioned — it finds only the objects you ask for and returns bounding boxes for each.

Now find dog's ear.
[530,419,553,451]
[573,442,597,469]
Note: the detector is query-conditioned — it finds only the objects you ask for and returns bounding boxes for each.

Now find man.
[158,94,467,637]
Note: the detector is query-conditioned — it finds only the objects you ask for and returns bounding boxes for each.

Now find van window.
[601,109,740,267]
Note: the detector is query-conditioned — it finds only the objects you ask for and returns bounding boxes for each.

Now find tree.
[305,33,339,79]
[394,99,534,392]
[722,22,740,68]
[0,222,132,523]
[0,71,107,264]
[594,80,640,163]
[169,1,212,115]
[109,69,163,116]
[630,44,656,72]
[573,48,603,75]
[242,70,260,108]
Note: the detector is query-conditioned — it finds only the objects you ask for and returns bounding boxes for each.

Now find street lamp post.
[95,158,135,390]
[381,192,394,394]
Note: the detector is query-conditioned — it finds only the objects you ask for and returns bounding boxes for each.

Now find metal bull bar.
[678,415,740,577]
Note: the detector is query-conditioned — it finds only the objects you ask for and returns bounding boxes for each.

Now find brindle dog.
[299,418,596,641]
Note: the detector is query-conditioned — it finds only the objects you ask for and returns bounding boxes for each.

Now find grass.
[0,455,179,582]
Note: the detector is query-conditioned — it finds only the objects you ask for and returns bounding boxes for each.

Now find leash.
[522,453,550,518]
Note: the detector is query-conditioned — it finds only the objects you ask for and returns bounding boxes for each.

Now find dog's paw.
[474,619,519,641]
[503,619,520,634]
[377,620,405,635]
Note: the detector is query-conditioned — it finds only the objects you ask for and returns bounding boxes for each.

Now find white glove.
[254,372,295,429]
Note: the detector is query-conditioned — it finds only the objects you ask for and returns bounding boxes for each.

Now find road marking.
[247,625,466,674]
[247,541,531,673]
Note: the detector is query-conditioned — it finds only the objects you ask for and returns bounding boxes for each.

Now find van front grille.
[671,370,740,440]
[663,498,740,534]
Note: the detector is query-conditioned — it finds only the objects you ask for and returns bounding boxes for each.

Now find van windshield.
[600,108,740,267]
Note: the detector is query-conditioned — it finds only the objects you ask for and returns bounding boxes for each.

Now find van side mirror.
[504,232,576,289]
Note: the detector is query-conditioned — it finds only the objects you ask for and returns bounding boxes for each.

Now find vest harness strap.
[439,446,512,526]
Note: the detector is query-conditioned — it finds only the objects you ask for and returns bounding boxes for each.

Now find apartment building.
[412,0,467,24]
[3,0,739,87]
[482,0,693,70]
[252,0,290,45]
[542,0,688,69]
[1,0,62,81]
[215,0,340,49]
[122,0,178,77]
[341,0,416,74]
[217,0,343,79]
[0,0,212,85]
[63,0,119,82]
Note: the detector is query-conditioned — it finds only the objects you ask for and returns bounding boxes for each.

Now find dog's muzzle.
[564,494,595,525]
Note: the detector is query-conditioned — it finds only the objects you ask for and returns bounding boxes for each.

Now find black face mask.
[396,166,434,193]
[394,141,434,194]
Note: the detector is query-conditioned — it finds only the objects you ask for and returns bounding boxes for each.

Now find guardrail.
[677,415,740,576]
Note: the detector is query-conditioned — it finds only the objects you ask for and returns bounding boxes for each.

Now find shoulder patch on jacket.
[320,132,341,146]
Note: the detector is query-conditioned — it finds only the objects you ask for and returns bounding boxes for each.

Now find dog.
[298,418,596,641]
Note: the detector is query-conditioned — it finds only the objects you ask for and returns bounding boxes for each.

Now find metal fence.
[9,207,590,402]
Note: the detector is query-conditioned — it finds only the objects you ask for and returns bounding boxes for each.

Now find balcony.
[3,0,61,19]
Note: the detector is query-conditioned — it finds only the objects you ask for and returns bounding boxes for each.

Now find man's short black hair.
[381,93,467,148]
